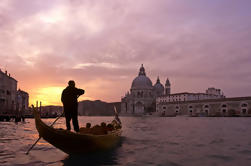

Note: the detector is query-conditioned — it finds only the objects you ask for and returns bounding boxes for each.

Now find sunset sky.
[0,0,251,106]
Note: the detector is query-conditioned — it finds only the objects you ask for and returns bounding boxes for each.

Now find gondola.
[33,108,122,154]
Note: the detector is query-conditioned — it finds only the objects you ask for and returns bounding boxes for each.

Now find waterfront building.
[156,86,251,117]
[0,69,17,115]
[40,105,63,118]
[121,64,170,115]
[17,89,29,113]
[156,96,251,117]
[157,87,225,103]
[0,69,29,117]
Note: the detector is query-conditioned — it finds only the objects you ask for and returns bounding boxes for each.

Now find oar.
[25,106,64,155]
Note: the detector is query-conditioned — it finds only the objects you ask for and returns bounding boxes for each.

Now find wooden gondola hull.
[34,109,122,154]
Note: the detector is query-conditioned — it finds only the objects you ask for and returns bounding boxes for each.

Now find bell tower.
[165,78,171,95]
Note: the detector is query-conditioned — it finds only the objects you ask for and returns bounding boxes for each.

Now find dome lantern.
[138,64,146,76]
[156,76,160,83]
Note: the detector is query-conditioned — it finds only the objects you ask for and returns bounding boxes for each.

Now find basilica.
[121,64,170,115]
[121,65,251,117]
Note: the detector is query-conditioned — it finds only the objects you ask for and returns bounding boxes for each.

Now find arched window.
[176,106,179,109]
[241,103,248,107]
[163,106,166,110]
[242,109,247,114]
[222,104,227,108]
[189,105,193,109]
[204,105,209,108]
[137,92,140,97]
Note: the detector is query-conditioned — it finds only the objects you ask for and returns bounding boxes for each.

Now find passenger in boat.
[107,124,114,131]
[91,124,108,135]
[86,122,91,128]
[101,122,107,128]
[111,120,122,129]
[61,80,85,132]
[79,123,92,134]
[100,122,114,131]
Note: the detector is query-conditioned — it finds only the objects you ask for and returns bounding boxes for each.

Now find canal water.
[1,116,251,166]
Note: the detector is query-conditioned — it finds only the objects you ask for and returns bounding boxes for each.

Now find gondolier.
[61,80,85,132]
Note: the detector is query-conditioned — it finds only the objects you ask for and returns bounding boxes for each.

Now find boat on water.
[33,108,122,155]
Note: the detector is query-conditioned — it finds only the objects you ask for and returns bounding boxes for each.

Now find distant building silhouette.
[0,69,29,117]
[17,89,29,113]
[0,69,17,114]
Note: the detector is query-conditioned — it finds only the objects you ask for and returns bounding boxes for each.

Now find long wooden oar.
[25,106,64,155]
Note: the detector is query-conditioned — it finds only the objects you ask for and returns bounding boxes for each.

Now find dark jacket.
[61,86,85,107]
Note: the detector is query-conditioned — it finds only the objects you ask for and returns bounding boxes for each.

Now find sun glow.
[30,86,95,106]
[31,86,64,106]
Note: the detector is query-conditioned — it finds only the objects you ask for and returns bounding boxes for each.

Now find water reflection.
[61,138,124,166]
[2,117,251,166]
[62,149,119,166]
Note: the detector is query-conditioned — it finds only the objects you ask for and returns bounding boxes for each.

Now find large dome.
[131,75,153,89]
[131,64,153,90]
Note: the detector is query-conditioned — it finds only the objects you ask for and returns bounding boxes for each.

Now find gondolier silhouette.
[61,80,85,132]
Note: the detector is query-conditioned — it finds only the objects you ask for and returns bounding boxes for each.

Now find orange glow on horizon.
[29,86,95,106]
[29,86,64,106]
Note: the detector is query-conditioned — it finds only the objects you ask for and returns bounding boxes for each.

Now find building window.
[0,99,5,103]
[163,106,166,109]
[189,105,193,109]
[137,92,140,97]
[204,105,209,108]
[241,103,248,107]
[222,104,227,108]
[242,109,247,114]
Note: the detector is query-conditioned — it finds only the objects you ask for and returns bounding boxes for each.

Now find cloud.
[0,0,251,104]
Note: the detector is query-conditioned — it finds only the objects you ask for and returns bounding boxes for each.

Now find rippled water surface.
[1,116,251,166]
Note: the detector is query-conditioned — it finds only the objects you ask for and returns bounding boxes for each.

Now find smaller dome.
[154,77,164,96]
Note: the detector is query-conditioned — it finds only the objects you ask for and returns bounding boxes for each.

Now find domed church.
[121,64,171,115]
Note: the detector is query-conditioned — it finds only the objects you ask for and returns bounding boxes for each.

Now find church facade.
[121,64,170,115]
[121,65,251,117]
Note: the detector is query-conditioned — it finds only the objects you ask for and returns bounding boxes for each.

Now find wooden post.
[36,101,38,111]
[39,101,42,112]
